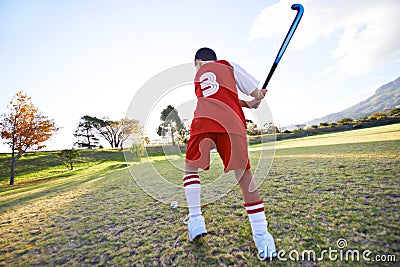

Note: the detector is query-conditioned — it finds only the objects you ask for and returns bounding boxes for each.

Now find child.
[183,47,276,260]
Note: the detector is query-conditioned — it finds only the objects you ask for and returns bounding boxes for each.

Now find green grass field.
[0,124,399,266]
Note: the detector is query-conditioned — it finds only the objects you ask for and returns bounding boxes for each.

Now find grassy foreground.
[0,124,399,266]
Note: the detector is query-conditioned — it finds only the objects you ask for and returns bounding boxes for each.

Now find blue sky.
[1,0,399,152]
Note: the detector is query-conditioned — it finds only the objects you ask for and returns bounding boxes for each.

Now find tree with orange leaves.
[0,91,59,185]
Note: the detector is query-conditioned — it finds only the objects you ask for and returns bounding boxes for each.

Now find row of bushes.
[248,108,400,144]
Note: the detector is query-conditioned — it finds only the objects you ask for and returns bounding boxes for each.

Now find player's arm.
[229,61,267,108]
[239,99,262,109]
[240,88,267,108]
[250,88,267,100]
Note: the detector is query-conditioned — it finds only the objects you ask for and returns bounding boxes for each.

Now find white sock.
[183,173,201,217]
[244,200,268,235]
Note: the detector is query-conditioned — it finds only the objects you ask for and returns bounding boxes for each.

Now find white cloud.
[248,0,400,77]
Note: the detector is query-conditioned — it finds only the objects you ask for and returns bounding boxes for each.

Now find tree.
[247,121,260,135]
[295,124,306,129]
[115,118,142,149]
[263,122,280,134]
[143,136,150,146]
[370,112,387,120]
[176,119,190,144]
[93,117,142,149]
[76,115,142,149]
[58,149,80,170]
[157,105,183,146]
[74,115,100,149]
[337,117,353,125]
[130,143,144,161]
[0,91,58,185]
[390,107,400,117]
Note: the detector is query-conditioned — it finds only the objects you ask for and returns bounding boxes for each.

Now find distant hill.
[307,76,400,126]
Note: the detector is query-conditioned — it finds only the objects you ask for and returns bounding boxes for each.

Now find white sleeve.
[228,61,259,95]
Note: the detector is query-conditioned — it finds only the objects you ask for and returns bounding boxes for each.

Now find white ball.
[171,201,179,209]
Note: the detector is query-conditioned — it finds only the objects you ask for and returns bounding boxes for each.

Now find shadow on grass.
[0,150,127,185]
[102,163,128,172]
[0,165,128,212]
[0,153,64,183]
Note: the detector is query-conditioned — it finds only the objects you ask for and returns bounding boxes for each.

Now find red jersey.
[190,60,259,137]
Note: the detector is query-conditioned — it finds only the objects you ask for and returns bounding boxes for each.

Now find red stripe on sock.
[246,207,265,214]
[183,180,200,187]
[183,175,200,181]
[243,200,264,207]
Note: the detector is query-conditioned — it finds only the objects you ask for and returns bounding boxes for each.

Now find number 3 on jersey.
[200,72,219,97]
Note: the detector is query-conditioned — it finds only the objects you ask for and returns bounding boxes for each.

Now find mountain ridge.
[305,76,400,126]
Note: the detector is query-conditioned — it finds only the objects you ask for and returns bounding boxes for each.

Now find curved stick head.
[291,3,304,13]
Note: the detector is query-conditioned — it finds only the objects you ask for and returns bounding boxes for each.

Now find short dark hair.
[194,47,217,61]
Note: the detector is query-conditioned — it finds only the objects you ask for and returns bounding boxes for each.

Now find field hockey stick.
[262,3,304,89]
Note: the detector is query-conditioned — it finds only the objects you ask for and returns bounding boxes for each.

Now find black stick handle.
[262,62,278,89]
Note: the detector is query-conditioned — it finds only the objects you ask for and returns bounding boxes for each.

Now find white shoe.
[254,230,277,260]
[184,215,207,242]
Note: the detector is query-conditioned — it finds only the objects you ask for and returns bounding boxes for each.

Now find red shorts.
[185,133,250,172]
